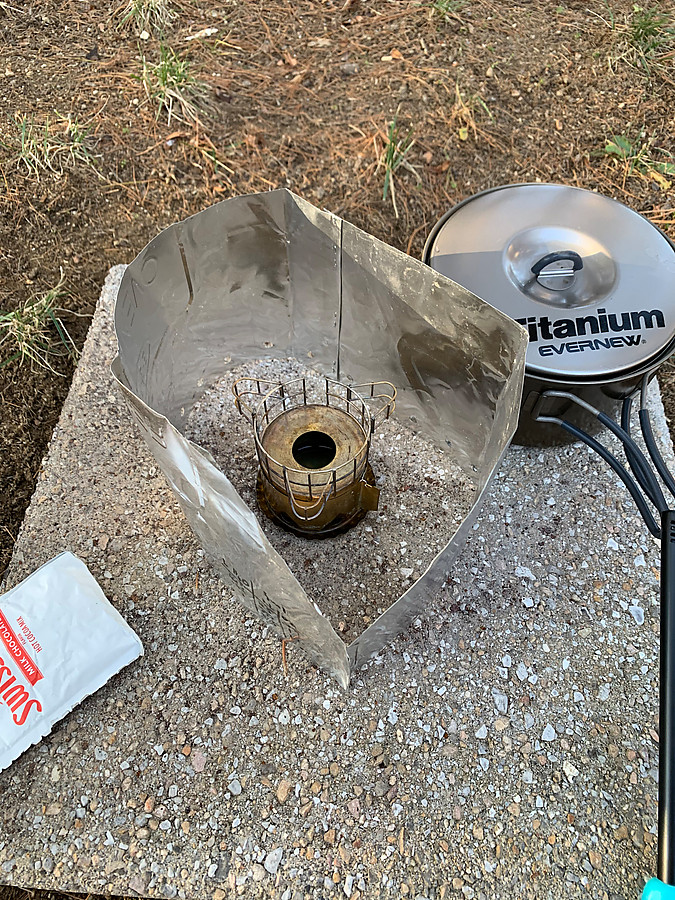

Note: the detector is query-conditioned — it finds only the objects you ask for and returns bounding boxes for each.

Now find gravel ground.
[0,266,667,899]
[184,361,476,645]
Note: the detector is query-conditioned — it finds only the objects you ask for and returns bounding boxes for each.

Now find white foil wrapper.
[0,552,143,771]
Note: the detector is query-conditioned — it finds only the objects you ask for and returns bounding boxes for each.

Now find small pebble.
[277,779,292,803]
[542,724,556,742]
[228,779,242,796]
[264,847,283,875]
[629,606,645,625]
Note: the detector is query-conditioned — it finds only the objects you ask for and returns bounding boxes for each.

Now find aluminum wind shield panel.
[111,190,527,688]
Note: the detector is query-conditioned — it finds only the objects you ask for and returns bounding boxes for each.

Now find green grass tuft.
[141,45,209,125]
[599,3,675,76]
[379,114,417,219]
[0,274,80,374]
[601,132,675,187]
[118,0,175,35]
[11,114,97,179]
[430,0,470,17]
[628,5,675,61]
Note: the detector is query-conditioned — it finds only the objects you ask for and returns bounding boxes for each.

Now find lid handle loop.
[531,250,583,279]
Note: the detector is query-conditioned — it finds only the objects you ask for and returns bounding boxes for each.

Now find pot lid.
[424,183,675,382]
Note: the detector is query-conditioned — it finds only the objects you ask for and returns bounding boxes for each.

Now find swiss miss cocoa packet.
[0,551,143,771]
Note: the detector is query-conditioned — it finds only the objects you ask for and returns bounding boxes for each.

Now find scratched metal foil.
[111,190,527,688]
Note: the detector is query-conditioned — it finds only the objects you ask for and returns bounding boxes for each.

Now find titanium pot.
[423,183,675,444]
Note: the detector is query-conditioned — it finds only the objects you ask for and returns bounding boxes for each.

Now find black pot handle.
[658,508,675,883]
[531,250,584,277]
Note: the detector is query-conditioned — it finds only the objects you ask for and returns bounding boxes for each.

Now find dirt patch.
[0,0,674,895]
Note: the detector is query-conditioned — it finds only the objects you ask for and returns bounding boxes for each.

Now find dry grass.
[601,131,675,190]
[8,115,98,179]
[0,273,79,375]
[140,44,211,125]
[377,112,418,218]
[117,0,176,35]
[595,2,675,79]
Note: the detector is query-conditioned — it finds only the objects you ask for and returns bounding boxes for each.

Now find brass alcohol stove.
[233,375,396,537]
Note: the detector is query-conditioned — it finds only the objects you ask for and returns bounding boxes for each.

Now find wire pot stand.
[233,375,396,537]
[533,376,675,899]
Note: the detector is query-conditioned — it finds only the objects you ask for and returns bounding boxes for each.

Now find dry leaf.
[649,169,671,190]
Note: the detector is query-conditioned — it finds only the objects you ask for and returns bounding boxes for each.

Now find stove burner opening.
[292,431,337,470]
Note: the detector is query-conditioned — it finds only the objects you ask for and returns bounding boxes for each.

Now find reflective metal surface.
[112,189,527,687]
[424,183,675,382]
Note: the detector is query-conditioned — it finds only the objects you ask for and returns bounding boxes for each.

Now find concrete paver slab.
[0,266,668,899]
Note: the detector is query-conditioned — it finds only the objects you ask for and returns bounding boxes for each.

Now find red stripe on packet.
[0,611,43,686]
